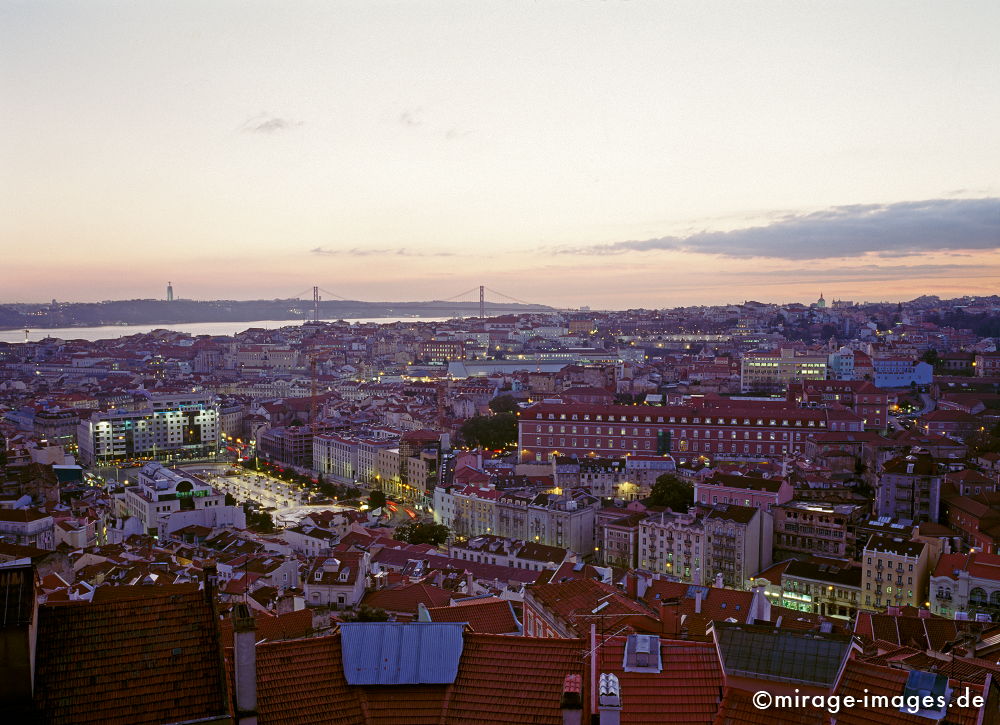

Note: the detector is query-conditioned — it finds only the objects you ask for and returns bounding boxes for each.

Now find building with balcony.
[773,558,862,621]
[861,535,930,611]
[876,452,944,523]
[0,508,55,549]
[930,551,1000,621]
[772,501,864,559]
[494,489,599,554]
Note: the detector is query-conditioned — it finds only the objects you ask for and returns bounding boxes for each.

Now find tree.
[921,349,940,367]
[395,522,451,546]
[242,502,275,533]
[459,413,517,450]
[368,489,387,511]
[342,605,389,622]
[488,394,519,414]
[225,492,237,507]
[647,474,693,512]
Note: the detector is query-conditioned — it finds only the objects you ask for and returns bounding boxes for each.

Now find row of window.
[533,412,825,427]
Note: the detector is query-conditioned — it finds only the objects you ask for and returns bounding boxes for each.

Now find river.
[1,317,458,343]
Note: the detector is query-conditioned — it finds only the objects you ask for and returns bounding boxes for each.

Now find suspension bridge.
[287,285,568,320]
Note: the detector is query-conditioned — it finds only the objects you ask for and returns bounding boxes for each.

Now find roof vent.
[899,670,950,720]
[622,634,662,673]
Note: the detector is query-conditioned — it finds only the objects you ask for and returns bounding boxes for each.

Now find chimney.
[625,572,638,600]
[636,571,650,599]
[232,603,258,724]
[694,589,703,615]
[559,674,583,725]
[748,582,771,625]
[659,600,680,637]
[598,673,622,725]
[465,570,474,594]
[203,563,218,604]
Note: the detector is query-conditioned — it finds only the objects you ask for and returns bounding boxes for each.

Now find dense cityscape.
[5,1,1000,722]
[2,293,1000,721]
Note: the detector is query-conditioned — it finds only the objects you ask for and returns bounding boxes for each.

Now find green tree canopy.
[343,605,390,622]
[459,413,517,451]
[395,522,451,546]
[368,489,387,511]
[647,474,694,512]
[488,394,520,414]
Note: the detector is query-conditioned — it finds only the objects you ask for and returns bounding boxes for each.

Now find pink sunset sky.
[2,2,998,309]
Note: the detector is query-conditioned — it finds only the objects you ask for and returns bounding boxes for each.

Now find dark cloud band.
[557,197,1000,260]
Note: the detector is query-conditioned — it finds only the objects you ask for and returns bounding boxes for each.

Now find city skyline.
[3,2,999,307]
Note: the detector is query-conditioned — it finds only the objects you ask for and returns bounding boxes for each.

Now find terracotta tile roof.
[528,577,652,634]
[643,581,756,625]
[596,636,723,724]
[445,633,585,724]
[33,589,230,724]
[219,608,314,648]
[425,599,521,634]
[253,629,585,725]
[712,687,824,725]
[256,634,362,725]
[834,660,984,725]
[89,582,200,602]
[362,582,453,615]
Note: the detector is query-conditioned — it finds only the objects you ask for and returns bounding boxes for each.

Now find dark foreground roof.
[34,589,230,724]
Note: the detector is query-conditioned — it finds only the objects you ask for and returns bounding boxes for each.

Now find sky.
[2,1,999,309]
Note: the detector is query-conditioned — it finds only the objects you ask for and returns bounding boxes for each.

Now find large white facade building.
[123,463,227,537]
[77,391,220,465]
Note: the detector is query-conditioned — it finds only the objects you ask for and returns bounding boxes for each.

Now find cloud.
[241,113,302,134]
[310,246,455,258]
[555,197,1000,260]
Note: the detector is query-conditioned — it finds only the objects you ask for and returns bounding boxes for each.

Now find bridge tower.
[479,285,485,320]
[312,286,321,322]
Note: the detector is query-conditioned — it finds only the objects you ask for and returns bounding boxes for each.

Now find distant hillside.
[0,298,553,330]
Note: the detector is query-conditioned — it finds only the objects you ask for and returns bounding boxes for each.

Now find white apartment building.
[123,462,226,537]
[77,391,220,465]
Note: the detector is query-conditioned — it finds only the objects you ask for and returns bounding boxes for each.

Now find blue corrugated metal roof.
[340,622,465,685]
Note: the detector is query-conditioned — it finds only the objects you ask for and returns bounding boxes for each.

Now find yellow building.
[861,534,930,611]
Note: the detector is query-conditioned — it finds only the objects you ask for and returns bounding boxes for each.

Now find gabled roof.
[644,581,756,625]
[33,589,230,724]
[362,582,453,615]
[596,636,723,724]
[219,608,313,648]
[528,577,651,633]
[834,660,984,725]
[253,629,586,725]
[425,598,521,634]
[713,687,824,725]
